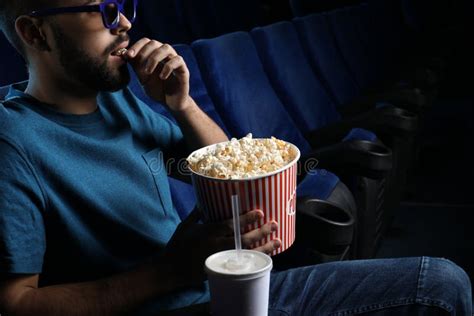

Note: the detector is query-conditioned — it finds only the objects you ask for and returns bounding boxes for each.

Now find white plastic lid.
[205,250,273,280]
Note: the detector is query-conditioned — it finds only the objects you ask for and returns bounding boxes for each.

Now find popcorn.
[187,134,296,179]
[113,48,128,57]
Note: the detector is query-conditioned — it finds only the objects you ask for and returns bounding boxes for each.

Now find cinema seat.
[252,20,424,251]
[293,12,426,116]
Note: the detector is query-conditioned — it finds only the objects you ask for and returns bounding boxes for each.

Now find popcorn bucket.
[188,141,300,256]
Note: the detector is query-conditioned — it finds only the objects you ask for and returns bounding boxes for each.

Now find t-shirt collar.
[5,81,104,126]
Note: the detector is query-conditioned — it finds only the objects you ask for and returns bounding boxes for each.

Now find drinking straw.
[231,195,242,257]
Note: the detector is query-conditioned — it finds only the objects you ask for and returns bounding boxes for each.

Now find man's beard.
[50,25,130,92]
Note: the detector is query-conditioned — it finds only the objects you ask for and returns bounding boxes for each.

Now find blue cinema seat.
[191,32,394,258]
[324,7,374,90]
[293,11,426,117]
[191,32,392,180]
[250,21,422,255]
[327,5,432,114]
[251,20,401,139]
[293,12,358,107]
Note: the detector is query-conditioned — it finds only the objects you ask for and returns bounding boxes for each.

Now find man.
[0,0,471,315]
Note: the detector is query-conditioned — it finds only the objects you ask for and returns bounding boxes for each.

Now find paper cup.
[188,140,300,255]
[205,250,273,316]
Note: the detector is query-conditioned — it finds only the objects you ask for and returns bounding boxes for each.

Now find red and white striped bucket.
[188,141,300,256]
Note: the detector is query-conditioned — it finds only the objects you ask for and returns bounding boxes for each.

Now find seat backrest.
[251,21,340,134]
[191,31,311,154]
[173,44,230,136]
[324,6,373,90]
[293,13,360,107]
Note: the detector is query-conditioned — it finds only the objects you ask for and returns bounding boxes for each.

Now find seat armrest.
[369,106,419,137]
[305,106,418,148]
[342,89,427,115]
[299,140,392,180]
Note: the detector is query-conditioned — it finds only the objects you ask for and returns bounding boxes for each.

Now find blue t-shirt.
[0,82,208,311]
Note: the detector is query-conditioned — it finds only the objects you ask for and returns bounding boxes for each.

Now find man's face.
[45,0,131,92]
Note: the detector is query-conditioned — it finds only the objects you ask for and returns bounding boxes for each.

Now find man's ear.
[15,16,51,51]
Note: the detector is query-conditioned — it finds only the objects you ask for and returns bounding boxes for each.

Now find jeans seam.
[416,256,426,300]
[415,257,453,312]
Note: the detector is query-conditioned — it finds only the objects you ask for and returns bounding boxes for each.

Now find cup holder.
[350,140,391,157]
[391,107,417,119]
[296,198,354,249]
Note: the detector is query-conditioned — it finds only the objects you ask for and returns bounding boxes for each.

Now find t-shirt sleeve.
[0,139,46,274]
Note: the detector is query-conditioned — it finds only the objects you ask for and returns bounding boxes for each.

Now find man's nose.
[112,12,132,34]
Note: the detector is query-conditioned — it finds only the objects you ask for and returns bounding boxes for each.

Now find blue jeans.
[268,257,472,315]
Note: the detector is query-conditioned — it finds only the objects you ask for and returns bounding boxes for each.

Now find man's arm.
[170,96,229,151]
[0,260,184,316]
[164,98,228,183]
[0,210,279,316]
[0,210,204,316]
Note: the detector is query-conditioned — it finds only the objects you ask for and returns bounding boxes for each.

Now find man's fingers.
[252,239,282,255]
[230,210,264,229]
[142,45,178,76]
[241,221,278,247]
[125,37,153,58]
[159,55,189,80]
[128,40,177,75]
[222,209,262,233]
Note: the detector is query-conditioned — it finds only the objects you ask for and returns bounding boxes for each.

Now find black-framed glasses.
[29,0,137,30]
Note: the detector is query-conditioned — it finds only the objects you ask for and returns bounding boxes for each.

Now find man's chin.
[99,67,131,92]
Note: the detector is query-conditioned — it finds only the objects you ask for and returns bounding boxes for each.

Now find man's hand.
[125,38,191,111]
[165,209,281,285]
